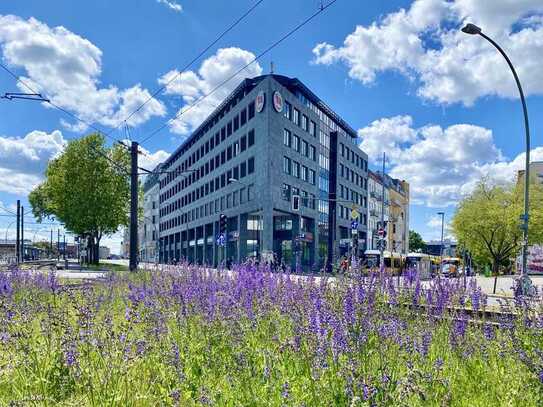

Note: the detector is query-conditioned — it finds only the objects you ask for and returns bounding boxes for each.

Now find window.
[281,183,291,201]
[234,116,239,131]
[227,121,232,136]
[240,187,246,204]
[301,165,307,181]
[309,169,316,185]
[293,108,300,125]
[248,184,254,201]
[301,140,308,157]
[309,145,316,161]
[240,109,247,126]
[302,115,308,131]
[227,146,232,160]
[283,129,291,147]
[283,156,291,175]
[248,157,255,174]
[248,129,255,146]
[233,191,238,206]
[248,101,255,119]
[240,161,247,177]
[293,135,300,152]
[221,127,226,141]
[284,101,292,120]
[227,194,232,208]
[233,166,239,180]
[293,161,300,178]
[310,120,316,137]
[240,135,247,152]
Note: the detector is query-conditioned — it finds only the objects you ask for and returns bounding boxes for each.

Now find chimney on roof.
[270,61,275,74]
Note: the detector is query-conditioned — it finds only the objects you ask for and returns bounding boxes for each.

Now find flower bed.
[0,265,542,405]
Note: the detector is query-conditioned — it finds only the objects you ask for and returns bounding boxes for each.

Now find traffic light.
[219,214,227,234]
[292,195,300,211]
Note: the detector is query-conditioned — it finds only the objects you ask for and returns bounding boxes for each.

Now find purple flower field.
[0,264,542,405]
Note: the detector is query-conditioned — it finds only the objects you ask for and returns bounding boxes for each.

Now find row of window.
[161,156,255,217]
[281,184,316,210]
[283,156,316,185]
[283,129,317,161]
[163,98,256,186]
[160,184,256,232]
[340,142,367,172]
[340,164,368,190]
[161,130,255,203]
[339,184,367,208]
[284,100,317,136]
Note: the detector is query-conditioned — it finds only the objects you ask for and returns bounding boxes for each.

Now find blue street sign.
[216,233,226,246]
[351,220,359,230]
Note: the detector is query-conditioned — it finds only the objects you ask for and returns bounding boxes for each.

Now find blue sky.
[1,0,542,252]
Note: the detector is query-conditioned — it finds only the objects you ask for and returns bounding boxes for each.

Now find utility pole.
[129,141,139,272]
[21,205,24,262]
[57,229,60,261]
[63,234,66,261]
[50,229,53,259]
[379,152,386,271]
[16,200,20,263]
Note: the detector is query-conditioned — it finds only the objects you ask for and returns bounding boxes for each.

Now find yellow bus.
[363,250,403,275]
[441,257,463,277]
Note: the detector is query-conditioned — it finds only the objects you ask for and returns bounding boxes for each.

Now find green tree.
[409,230,426,252]
[29,133,130,264]
[452,179,543,292]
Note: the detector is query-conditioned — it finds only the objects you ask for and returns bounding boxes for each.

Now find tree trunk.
[492,260,499,294]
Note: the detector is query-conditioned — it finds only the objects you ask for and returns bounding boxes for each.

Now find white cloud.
[0,129,66,194]
[0,15,166,131]
[156,0,182,12]
[158,47,263,135]
[313,0,543,105]
[358,115,543,207]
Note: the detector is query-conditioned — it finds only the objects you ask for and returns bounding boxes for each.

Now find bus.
[363,250,403,275]
[405,252,432,280]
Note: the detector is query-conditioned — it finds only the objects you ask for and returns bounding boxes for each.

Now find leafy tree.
[452,179,543,291]
[29,133,130,264]
[409,230,426,252]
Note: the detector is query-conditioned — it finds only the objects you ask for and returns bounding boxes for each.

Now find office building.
[367,171,409,254]
[140,164,161,262]
[158,74,369,269]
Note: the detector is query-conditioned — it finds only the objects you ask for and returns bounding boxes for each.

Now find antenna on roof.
[270,61,275,74]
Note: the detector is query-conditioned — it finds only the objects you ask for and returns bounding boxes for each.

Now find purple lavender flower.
[281,382,290,399]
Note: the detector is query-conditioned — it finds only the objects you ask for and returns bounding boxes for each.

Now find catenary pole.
[16,200,20,263]
[129,141,139,271]
[379,153,385,271]
[21,206,24,262]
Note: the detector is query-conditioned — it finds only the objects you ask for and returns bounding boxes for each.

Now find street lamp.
[437,212,445,272]
[462,23,532,293]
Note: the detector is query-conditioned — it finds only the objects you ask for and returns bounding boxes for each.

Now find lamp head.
[461,23,482,35]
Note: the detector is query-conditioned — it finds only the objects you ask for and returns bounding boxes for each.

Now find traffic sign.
[351,220,359,230]
[216,233,226,246]
[351,208,359,219]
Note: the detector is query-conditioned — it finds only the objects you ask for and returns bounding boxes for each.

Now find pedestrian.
[226,258,232,270]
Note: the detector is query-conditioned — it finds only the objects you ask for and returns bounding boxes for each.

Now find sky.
[0,0,542,253]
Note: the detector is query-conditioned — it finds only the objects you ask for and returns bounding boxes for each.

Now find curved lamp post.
[461,23,532,294]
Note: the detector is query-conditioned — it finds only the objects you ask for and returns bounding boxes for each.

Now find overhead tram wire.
[0,63,122,145]
[103,0,266,139]
[0,62,133,178]
[138,0,339,146]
